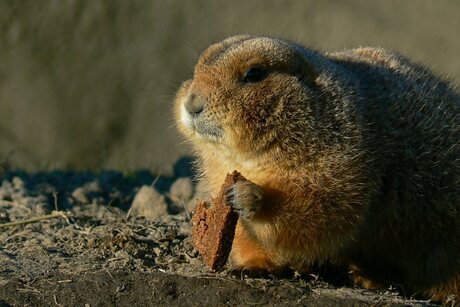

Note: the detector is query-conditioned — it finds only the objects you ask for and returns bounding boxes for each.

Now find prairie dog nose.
[184,94,204,115]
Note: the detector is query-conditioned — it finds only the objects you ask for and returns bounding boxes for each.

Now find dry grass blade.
[0,210,69,229]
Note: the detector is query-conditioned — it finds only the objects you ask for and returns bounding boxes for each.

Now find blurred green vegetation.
[0,0,458,174]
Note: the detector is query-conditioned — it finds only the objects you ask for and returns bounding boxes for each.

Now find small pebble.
[130,186,168,219]
[153,247,161,256]
[169,177,194,202]
[71,180,101,204]
[72,187,89,203]
[12,177,24,190]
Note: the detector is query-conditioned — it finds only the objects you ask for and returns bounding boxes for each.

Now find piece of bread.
[192,171,244,271]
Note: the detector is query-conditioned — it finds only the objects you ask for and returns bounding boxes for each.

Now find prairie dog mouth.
[180,104,223,140]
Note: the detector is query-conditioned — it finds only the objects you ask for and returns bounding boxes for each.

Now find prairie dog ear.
[293,49,318,84]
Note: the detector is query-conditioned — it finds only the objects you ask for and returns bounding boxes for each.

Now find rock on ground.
[130,185,168,219]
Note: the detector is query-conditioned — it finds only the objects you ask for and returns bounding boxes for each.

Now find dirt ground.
[0,159,438,306]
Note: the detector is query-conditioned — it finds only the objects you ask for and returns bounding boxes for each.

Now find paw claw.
[224,187,235,206]
[223,181,263,219]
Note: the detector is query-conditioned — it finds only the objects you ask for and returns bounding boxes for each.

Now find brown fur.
[174,35,460,302]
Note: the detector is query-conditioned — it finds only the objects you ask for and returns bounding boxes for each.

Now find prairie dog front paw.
[225,180,263,219]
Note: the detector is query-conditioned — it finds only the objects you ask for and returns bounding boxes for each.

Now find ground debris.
[0,170,437,306]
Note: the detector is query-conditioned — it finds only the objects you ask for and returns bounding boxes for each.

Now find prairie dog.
[174,35,459,301]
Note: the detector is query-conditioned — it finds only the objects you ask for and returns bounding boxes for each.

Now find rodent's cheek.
[222,124,246,148]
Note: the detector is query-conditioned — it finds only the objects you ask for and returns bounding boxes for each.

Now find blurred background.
[0,0,458,175]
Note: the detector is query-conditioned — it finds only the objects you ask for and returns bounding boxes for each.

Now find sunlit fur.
[174,35,460,301]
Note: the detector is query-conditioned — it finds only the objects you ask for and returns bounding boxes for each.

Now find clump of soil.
[0,163,437,306]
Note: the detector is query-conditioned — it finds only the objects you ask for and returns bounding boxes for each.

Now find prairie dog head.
[174,35,321,161]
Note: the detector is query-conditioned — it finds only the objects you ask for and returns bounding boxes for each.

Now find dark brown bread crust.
[192,171,244,271]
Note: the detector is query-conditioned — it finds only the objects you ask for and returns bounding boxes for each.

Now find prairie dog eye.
[242,67,267,83]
